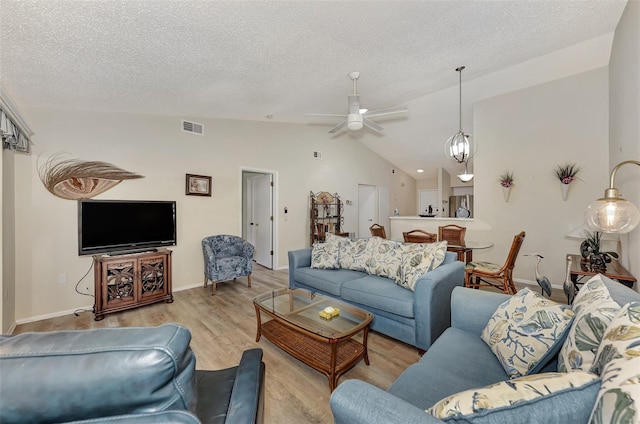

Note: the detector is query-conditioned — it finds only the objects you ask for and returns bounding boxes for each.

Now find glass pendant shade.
[585,192,640,234]
[584,160,640,234]
[457,161,474,182]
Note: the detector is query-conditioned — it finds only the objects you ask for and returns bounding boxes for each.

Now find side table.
[567,254,636,290]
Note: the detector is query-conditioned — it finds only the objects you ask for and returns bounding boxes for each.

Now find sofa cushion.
[481,288,574,378]
[396,241,448,291]
[310,242,340,269]
[292,267,366,296]
[589,302,640,424]
[558,275,621,373]
[341,274,415,318]
[366,237,403,279]
[427,371,600,423]
[388,327,509,409]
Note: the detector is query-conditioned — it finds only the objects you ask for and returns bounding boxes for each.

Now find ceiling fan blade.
[363,118,383,132]
[328,120,348,134]
[364,106,408,119]
[306,113,348,118]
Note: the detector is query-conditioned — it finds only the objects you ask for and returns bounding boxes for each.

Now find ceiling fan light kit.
[347,114,363,131]
[307,72,407,134]
[444,66,476,164]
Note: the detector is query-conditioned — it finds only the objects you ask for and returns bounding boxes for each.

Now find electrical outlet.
[57,273,67,284]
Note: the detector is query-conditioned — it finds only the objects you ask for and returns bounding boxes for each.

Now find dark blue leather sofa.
[0,323,264,424]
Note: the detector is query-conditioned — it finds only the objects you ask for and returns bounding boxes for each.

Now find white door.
[251,174,273,268]
[418,189,439,216]
[358,184,377,238]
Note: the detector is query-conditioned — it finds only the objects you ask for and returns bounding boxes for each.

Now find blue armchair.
[203,235,255,295]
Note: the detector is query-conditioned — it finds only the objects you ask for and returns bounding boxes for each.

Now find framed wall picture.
[186,174,212,196]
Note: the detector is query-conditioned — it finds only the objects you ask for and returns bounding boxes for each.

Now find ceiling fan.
[307,72,408,134]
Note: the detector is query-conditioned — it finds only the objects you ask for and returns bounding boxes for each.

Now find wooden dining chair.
[403,229,437,243]
[464,231,525,295]
[369,223,387,239]
[438,224,466,245]
[438,224,470,262]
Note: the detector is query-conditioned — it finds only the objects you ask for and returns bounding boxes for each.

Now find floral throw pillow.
[395,241,447,291]
[310,242,339,269]
[365,237,403,278]
[557,275,621,373]
[588,302,640,424]
[338,237,371,272]
[427,371,599,422]
[481,288,575,378]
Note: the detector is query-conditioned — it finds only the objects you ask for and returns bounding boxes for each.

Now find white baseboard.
[514,277,563,290]
[14,282,206,327]
[6,322,16,335]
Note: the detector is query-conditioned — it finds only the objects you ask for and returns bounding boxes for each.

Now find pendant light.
[457,160,474,182]
[444,66,475,163]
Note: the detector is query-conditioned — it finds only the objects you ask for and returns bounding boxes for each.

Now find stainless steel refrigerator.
[449,195,474,218]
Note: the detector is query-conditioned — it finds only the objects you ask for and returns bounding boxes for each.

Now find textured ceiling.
[0,0,627,177]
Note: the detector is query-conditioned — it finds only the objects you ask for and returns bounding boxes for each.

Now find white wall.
[609,0,640,285]
[473,68,610,286]
[12,109,415,321]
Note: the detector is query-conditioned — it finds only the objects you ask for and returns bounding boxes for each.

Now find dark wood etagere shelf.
[310,191,345,245]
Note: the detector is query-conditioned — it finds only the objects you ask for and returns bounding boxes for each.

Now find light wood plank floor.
[14,265,567,424]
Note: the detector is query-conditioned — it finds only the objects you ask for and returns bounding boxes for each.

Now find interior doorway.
[242,170,275,269]
[358,184,377,238]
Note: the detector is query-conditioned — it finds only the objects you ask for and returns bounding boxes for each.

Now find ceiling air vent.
[313,151,322,160]
[181,119,204,135]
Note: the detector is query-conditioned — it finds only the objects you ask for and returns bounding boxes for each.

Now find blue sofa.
[330,276,640,423]
[0,324,265,424]
[288,248,465,351]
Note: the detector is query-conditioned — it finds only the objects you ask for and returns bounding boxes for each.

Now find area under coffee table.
[253,288,373,391]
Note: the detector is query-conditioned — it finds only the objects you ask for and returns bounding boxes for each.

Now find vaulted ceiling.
[0,0,627,178]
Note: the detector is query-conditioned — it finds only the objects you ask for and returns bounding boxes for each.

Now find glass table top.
[253,288,372,339]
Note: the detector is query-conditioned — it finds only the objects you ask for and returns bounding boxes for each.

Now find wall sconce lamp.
[585,160,640,234]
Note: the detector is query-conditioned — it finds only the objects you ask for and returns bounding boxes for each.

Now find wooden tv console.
[93,249,173,321]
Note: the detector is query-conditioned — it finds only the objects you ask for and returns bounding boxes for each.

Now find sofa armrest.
[330,380,444,424]
[450,286,510,336]
[225,348,266,424]
[288,248,312,288]
[413,261,465,350]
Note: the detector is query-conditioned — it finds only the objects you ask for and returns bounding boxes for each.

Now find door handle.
[368,219,373,221]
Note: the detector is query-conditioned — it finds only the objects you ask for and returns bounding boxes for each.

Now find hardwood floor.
[14,265,568,423]
[14,265,419,424]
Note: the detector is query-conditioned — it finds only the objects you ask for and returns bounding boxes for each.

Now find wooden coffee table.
[253,288,373,391]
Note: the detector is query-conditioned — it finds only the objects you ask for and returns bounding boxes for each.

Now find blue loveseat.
[288,247,465,351]
[330,276,640,423]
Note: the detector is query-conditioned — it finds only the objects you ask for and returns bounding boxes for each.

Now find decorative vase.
[589,253,607,271]
[502,186,511,202]
[560,183,571,201]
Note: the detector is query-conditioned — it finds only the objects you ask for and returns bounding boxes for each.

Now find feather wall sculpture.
[38,153,144,200]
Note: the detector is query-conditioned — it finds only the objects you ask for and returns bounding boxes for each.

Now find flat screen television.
[78,200,177,255]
